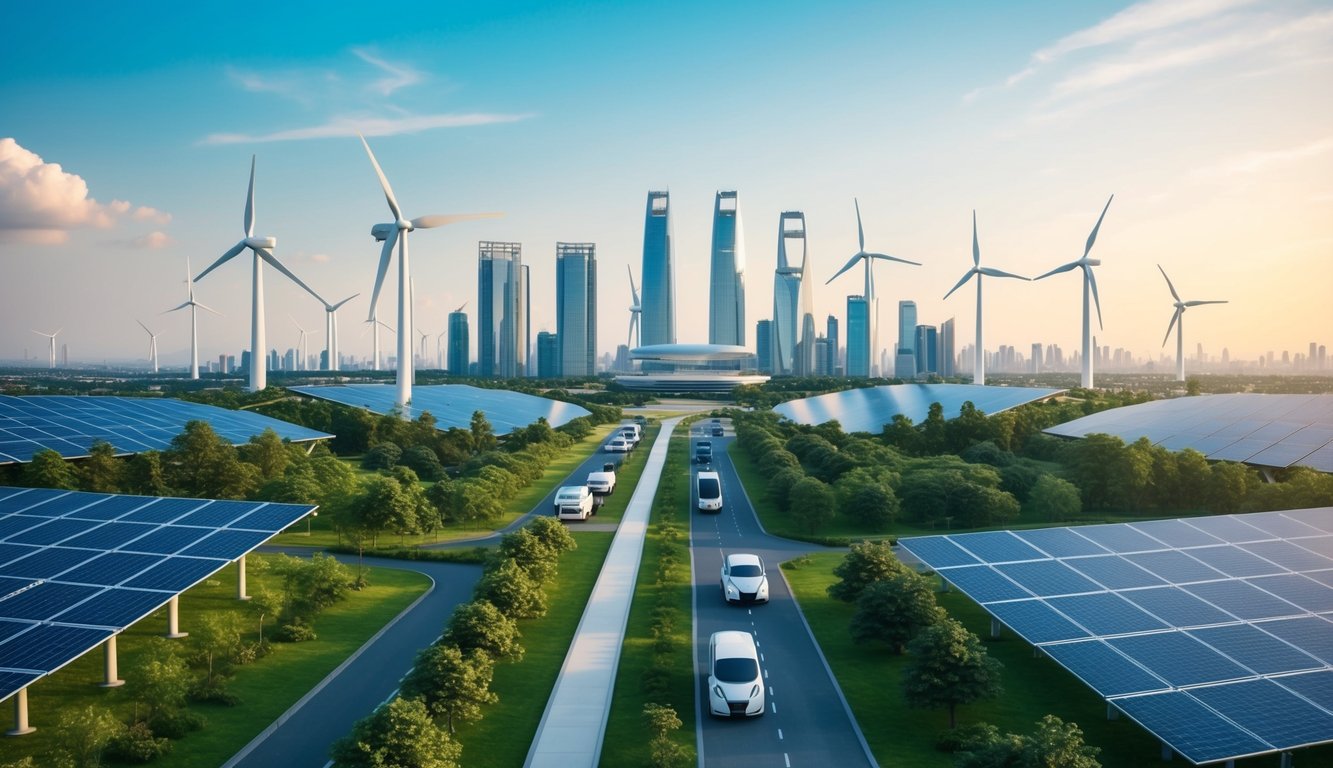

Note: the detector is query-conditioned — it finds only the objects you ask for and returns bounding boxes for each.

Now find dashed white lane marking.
[764,668,770,679]
[771,702,777,714]
[778,728,784,740]
[769,686,774,696]
[784,753,791,767]
[760,653,765,662]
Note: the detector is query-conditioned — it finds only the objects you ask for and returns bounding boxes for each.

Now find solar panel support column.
[1280,753,1293,768]
[990,617,1001,638]
[6,689,34,736]
[1106,703,1118,720]
[100,636,124,688]
[236,555,251,601]
[165,595,188,639]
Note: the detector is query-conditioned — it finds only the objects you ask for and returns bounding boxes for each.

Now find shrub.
[400,445,445,481]
[361,442,402,470]
[146,708,205,739]
[106,722,171,764]
[273,621,318,643]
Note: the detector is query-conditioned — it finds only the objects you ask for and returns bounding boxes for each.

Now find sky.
[2,0,1330,369]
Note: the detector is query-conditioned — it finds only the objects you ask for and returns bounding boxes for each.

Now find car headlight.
[713,685,725,699]
[725,582,738,596]
[750,685,760,699]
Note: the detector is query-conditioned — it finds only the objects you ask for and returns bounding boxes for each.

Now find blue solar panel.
[1072,524,1164,554]
[1247,574,1333,613]
[995,560,1101,597]
[1108,632,1250,687]
[1276,670,1333,711]
[1296,536,1333,559]
[0,515,56,541]
[938,565,1031,603]
[1042,640,1169,697]
[0,547,99,579]
[1124,550,1227,584]
[1114,692,1270,764]
[0,623,113,671]
[1187,545,1288,578]
[1243,511,1328,539]
[1130,519,1224,548]
[291,383,591,436]
[52,588,171,628]
[0,581,102,621]
[67,495,155,521]
[1191,678,1333,751]
[62,522,156,551]
[1186,514,1273,543]
[121,497,209,524]
[1257,616,1333,664]
[987,600,1089,643]
[21,493,105,517]
[121,525,212,555]
[1283,507,1333,534]
[949,531,1045,563]
[1064,555,1166,590]
[1012,527,1110,558]
[1242,540,1333,573]
[0,543,40,568]
[0,670,41,702]
[1187,624,1324,676]
[176,500,265,528]
[1046,593,1168,636]
[233,504,311,531]
[183,529,271,559]
[60,552,163,586]
[124,557,227,592]
[772,383,1064,434]
[7,518,98,546]
[1120,586,1236,627]
[897,536,979,568]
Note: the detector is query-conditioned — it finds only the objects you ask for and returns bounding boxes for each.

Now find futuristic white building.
[771,211,816,376]
[615,344,769,393]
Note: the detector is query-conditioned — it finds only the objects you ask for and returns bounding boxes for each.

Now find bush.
[190,677,242,706]
[273,621,318,643]
[362,442,402,470]
[400,445,446,481]
[146,708,205,739]
[106,722,171,764]
[828,541,907,602]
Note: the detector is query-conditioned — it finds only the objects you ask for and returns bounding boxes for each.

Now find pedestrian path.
[524,416,681,768]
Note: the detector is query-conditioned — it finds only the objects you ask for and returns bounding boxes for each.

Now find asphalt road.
[691,421,876,768]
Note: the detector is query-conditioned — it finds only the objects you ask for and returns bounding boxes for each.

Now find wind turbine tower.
[626,265,642,349]
[32,329,60,369]
[358,135,501,410]
[320,294,358,372]
[1035,196,1114,389]
[165,256,220,379]
[942,211,1028,386]
[1159,264,1227,382]
[136,320,160,373]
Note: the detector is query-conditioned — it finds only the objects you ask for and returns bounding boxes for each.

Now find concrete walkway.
[524,416,681,768]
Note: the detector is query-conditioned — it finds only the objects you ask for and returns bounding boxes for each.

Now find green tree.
[788,476,836,534]
[1028,476,1083,522]
[79,441,123,493]
[22,448,79,490]
[399,645,498,734]
[642,703,689,768]
[239,428,292,482]
[273,553,355,623]
[475,558,547,618]
[956,715,1101,768]
[54,704,123,768]
[828,541,908,602]
[362,442,403,470]
[123,450,169,496]
[470,410,497,453]
[767,466,807,514]
[835,469,900,531]
[882,414,922,455]
[525,516,578,555]
[191,612,244,684]
[902,617,1003,728]
[495,528,559,584]
[850,571,942,653]
[329,696,461,768]
[250,584,287,643]
[401,445,446,481]
[258,462,323,505]
[443,601,524,661]
[163,420,260,499]
[1064,433,1149,512]
[1208,461,1254,514]
[131,638,191,722]
[357,476,418,546]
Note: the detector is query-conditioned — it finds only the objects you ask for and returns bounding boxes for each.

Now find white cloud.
[352,49,423,96]
[0,138,170,244]
[201,111,531,144]
[130,231,175,249]
[310,252,331,263]
[1195,136,1333,178]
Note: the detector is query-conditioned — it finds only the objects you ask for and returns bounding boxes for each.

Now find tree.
[1028,476,1082,522]
[124,450,169,496]
[956,715,1101,768]
[250,584,287,643]
[767,466,807,513]
[191,612,244,684]
[329,696,462,768]
[444,601,524,661]
[22,448,79,490]
[239,428,292,481]
[401,445,446,481]
[470,410,497,453]
[79,441,124,493]
[131,638,191,722]
[54,704,123,768]
[163,420,260,499]
[828,541,908,602]
[850,572,942,653]
[1208,461,1254,514]
[642,703,688,768]
[362,442,403,470]
[399,645,498,734]
[525,516,578,555]
[902,617,1003,728]
[835,469,899,531]
[475,558,547,619]
[357,476,418,546]
[273,553,355,623]
[495,528,559,584]
[788,476,836,534]
[882,414,921,455]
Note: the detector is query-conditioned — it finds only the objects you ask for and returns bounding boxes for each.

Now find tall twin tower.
[639,190,748,348]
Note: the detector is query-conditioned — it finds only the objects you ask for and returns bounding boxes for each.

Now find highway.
[690,420,876,767]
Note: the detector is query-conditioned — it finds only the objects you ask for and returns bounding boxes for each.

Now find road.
[691,420,876,768]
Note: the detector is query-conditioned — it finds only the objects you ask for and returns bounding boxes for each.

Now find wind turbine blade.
[164,301,191,314]
[1084,194,1114,258]
[195,241,246,282]
[1162,308,1181,347]
[825,253,863,285]
[865,252,922,267]
[942,270,975,301]
[854,198,865,253]
[136,319,151,334]
[331,293,360,311]
[185,255,195,300]
[358,134,401,221]
[1087,267,1104,330]
[1185,300,1228,307]
[978,267,1028,280]
[196,302,222,316]
[972,210,980,266]
[1157,264,1181,302]
[627,265,640,304]
[1035,261,1079,280]
[257,249,326,304]
[244,156,256,237]
[410,212,504,229]
[367,228,398,320]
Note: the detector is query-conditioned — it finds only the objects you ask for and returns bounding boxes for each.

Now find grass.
[600,426,697,767]
[575,423,659,528]
[2,557,429,768]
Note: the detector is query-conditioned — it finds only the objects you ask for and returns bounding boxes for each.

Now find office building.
[556,242,597,377]
[756,319,772,375]
[940,318,956,377]
[895,300,917,378]
[537,331,560,378]
[478,241,526,378]
[814,336,833,376]
[846,296,869,377]
[448,309,469,376]
[825,314,840,377]
[641,191,675,347]
[915,325,938,375]
[771,211,816,376]
[709,191,746,346]
[1032,342,1043,373]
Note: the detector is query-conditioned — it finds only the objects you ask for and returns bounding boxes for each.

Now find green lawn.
[2,558,429,768]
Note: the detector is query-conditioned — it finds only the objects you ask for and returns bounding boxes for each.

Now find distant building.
[940,318,956,377]
[1031,342,1044,373]
[556,242,597,377]
[478,241,525,378]
[240,350,251,374]
[537,331,560,378]
[814,336,832,376]
[709,191,746,346]
[846,296,869,377]
[269,349,280,373]
[641,191,675,347]
[825,314,840,377]
[614,343,631,372]
[771,211,816,376]
[914,325,938,375]
[755,319,773,375]
[895,301,917,378]
[448,310,469,376]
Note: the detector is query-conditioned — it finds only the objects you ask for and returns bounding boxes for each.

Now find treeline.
[330,518,577,767]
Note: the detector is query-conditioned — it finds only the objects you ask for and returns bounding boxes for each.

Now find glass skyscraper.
[536,331,559,378]
[771,211,816,376]
[825,314,839,377]
[915,324,938,374]
[846,295,869,377]
[448,309,469,376]
[895,300,917,378]
[556,242,597,377]
[756,319,772,375]
[478,241,525,378]
[709,191,746,346]
[640,191,675,347]
[940,317,956,377]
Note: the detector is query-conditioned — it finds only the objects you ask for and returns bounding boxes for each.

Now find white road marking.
[769,686,774,696]
[771,702,777,714]
[764,668,769,679]
[784,753,791,767]
[778,728,784,740]
[760,653,765,662]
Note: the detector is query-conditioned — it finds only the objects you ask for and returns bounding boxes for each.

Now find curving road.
[691,421,876,768]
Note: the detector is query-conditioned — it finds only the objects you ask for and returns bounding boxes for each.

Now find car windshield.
[698,478,720,498]
[714,657,759,683]
[729,564,762,577]
[557,490,581,500]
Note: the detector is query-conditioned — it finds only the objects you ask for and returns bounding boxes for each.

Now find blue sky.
[2,0,1330,368]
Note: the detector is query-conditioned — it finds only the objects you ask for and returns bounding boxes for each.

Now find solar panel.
[1064,555,1168,589]
[894,536,979,568]
[1191,678,1333,751]
[1185,545,1288,578]
[1042,640,1170,697]
[1123,550,1227,584]
[1241,539,1333,572]
[1247,574,1333,613]
[1183,580,1307,621]
[1074,524,1167,554]
[1119,586,1236,628]
[290,383,591,436]
[1108,632,1250,687]
[0,547,99,580]
[987,600,1089,643]
[1114,692,1270,765]
[1012,527,1110,558]
[771,383,1064,434]
[994,560,1101,597]
[1046,592,1169,636]
[938,565,1031,603]
[0,624,113,671]
[949,531,1045,563]
[52,588,172,628]
[1187,624,1323,676]
[1276,670,1333,711]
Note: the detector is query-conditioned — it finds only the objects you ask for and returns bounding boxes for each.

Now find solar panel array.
[0,486,315,702]
[1044,393,1333,472]
[772,383,1064,435]
[290,383,592,435]
[0,395,332,465]
[899,508,1333,765]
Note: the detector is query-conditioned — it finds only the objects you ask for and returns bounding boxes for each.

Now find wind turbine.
[1035,195,1114,389]
[417,327,430,370]
[358,134,501,409]
[627,265,642,349]
[320,294,359,372]
[164,256,220,379]
[825,199,920,377]
[942,211,1029,386]
[31,329,60,369]
[290,315,309,371]
[1159,264,1227,382]
[136,320,160,373]
[194,156,326,392]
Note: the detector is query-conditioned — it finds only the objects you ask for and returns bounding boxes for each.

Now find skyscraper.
[478,241,525,378]
[846,296,869,377]
[895,300,917,378]
[914,325,938,374]
[940,318,956,377]
[536,331,559,378]
[448,309,469,376]
[641,191,675,347]
[771,211,816,376]
[826,314,840,377]
[756,319,772,375]
[556,242,597,377]
[709,190,746,346]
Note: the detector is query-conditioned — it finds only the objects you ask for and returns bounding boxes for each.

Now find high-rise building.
[825,314,840,377]
[814,337,833,376]
[846,296,869,377]
[478,241,525,378]
[1031,342,1043,373]
[756,319,773,375]
[269,349,280,374]
[915,325,938,374]
[537,331,560,378]
[556,242,597,377]
[448,309,469,376]
[895,301,917,378]
[709,191,746,346]
[771,211,816,376]
[641,191,675,347]
[940,318,956,377]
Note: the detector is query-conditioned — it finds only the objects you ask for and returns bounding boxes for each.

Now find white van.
[696,470,723,513]
[554,486,594,521]
[619,422,642,442]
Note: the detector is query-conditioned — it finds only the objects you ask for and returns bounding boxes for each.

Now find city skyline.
[1,1,1330,369]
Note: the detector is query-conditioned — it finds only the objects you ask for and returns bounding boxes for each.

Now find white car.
[553,485,594,521]
[586,463,616,495]
[605,437,630,453]
[696,470,723,513]
[721,553,769,604]
[707,630,765,717]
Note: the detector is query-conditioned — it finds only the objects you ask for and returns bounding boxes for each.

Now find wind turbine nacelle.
[244,236,277,250]
[371,223,395,242]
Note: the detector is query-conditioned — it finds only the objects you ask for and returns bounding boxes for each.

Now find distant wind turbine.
[31,329,60,369]
[942,211,1029,386]
[164,256,220,379]
[358,134,502,409]
[825,199,920,377]
[1158,264,1227,382]
[1035,195,1114,389]
[320,294,359,372]
[136,320,160,373]
[627,265,642,349]
[194,156,326,392]
[290,315,309,371]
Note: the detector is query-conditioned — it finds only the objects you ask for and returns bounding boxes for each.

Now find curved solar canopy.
[900,507,1333,765]
[0,486,316,703]
[0,395,332,465]
[1044,393,1333,472]
[290,384,591,436]
[773,383,1064,434]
